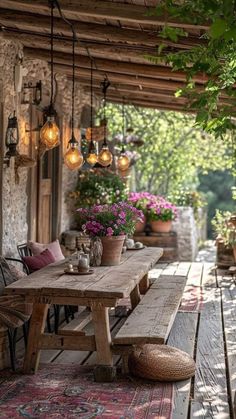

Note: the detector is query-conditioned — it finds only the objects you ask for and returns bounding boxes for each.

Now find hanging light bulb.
[64,29,83,170]
[40,1,60,149]
[98,77,113,167]
[64,136,84,170]
[86,58,98,166]
[117,98,130,171]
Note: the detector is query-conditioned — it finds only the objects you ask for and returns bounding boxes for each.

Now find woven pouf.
[129,344,195,382]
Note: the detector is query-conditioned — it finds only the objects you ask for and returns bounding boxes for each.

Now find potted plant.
[128,192,156,233]
[77,202,144,266]
[147,197,177,233]
[211,210,235,267]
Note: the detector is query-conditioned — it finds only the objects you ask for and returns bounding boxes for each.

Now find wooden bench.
[113,274,187,372]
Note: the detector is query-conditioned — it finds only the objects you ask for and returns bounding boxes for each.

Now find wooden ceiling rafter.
[0,0,213,111]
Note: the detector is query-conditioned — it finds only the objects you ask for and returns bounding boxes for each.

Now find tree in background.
[105,103,234,196]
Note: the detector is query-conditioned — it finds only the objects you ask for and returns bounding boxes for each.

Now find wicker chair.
[0,257,32,371]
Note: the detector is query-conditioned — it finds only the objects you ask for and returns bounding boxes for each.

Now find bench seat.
[113,275,187,346]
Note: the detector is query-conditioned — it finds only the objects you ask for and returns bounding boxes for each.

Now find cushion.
[8,263,27,280]
[129,344,195,382]
[22,249,55,273]
[28,239,64,262]
[0,257,16,296]
[0,295,32,329]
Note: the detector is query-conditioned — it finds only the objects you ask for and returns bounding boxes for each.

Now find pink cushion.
[28,239,64,262]
[23,249,55,272]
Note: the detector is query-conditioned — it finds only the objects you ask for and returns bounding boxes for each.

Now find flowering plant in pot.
[128,192,156,233]
[77,202,144,265]
[147,197,178,233]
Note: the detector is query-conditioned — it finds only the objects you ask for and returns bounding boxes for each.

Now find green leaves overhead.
[148,0,236,137]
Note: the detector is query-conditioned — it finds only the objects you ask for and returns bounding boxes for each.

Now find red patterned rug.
[179,286,203,312]
[0,364,174,418]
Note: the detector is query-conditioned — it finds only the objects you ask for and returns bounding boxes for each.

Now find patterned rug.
[179,286,203,312]
[0,364,173,419]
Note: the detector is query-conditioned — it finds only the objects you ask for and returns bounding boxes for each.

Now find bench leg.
[130,284,140,309]
[122,353,130,375]
[139,273,150,294]
[91,303,115,382]
[23,303,49,374]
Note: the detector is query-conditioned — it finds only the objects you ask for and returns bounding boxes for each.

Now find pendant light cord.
[50,1,54,107]
[122,98,125,153]
[71,34,75,137]
[101,77,110,146]
[90,58,94,149]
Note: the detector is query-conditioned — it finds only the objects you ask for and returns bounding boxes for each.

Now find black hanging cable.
[101,76,110,146]
[89,58,95,153]
[50,1,54,107]
[121,98,126,153]
[71,33,76,143]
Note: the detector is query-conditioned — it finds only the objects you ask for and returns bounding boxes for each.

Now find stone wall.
[172,206,207,261]
[0,37,94,256]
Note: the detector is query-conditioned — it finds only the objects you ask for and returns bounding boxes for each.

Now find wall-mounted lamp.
[22,81,42,105]
[4,111,20,166]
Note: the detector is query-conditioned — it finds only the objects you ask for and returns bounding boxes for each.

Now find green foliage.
[211,209,233,244]
[169,189,206,216]
[105,104,234,195]
[69,169,128,207]
[148,1,236,136]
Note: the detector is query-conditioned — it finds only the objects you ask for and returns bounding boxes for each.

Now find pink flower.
[107,227,114,236]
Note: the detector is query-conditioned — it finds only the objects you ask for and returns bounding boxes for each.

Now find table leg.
[91,303,116,382]
[139,273,150,294]
[130,284,140,309]
[23,303,49,374]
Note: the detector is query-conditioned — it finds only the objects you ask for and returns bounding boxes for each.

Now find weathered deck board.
[168,311,198,419]
[201,263,217,288]
[216,268,234,288]
[191,288,230,417]
[191,401,230,418]
[222,287,236,417]
[186,262,203,287]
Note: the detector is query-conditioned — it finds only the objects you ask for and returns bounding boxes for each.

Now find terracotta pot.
[101,235,125,266]
[150,220,172,233]
[135,217,146,233]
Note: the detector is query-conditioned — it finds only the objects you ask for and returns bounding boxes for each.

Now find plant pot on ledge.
[101,235,125,266]
[150,220,172,233]
[135,217,146,234]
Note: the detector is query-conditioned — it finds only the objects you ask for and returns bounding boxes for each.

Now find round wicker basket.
[129,344,195,382]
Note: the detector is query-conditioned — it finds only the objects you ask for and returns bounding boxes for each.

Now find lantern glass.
[98,145,113,167]
[40,116,60,149]
[117,154,130,171]
[86,152,98,166]
[64,146,84,170]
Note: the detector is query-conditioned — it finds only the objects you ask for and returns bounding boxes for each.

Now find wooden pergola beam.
[0,0,210,30]
[0,9,205,50]
[24,47,207,85]
[2,30,160,65]
[106,97,194,113]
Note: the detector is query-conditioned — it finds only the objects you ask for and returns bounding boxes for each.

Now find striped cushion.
[0,295,32,329]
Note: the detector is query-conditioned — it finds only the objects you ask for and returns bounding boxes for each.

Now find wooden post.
[130,284,141,309]
[23,303,49,374]
[139,273,150,294]
[91,302,116,382]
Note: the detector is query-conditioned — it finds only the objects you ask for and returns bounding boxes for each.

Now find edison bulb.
[117,154,130,171]
[40,116,60,149]
[86,152,98,166]
[64,147,84,170]
[98,146,113,167]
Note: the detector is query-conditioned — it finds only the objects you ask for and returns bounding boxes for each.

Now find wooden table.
[5,247,163,381]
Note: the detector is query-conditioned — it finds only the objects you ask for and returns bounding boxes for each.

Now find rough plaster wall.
[172,207,199,261]
[0,38,93,256]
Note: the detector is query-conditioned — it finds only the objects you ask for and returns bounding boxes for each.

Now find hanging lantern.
[117,153,130,171]
[40,2,60,149]
[5,111,20,159]
[98,77,113,167]
[117,99,130,171]
[64,135,84,170]
[64,30,84,171]
[86,59,98,166]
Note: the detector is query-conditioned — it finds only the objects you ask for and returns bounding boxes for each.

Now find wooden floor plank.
[161,262,180,275]
[168,311,198,419]
[222,287,236,418]
[201,263,217,288]
[186,262,203,287]
[191,401,230,418]
[217,268,235,288]
[174,262,192,277]
[191,288,230,417]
